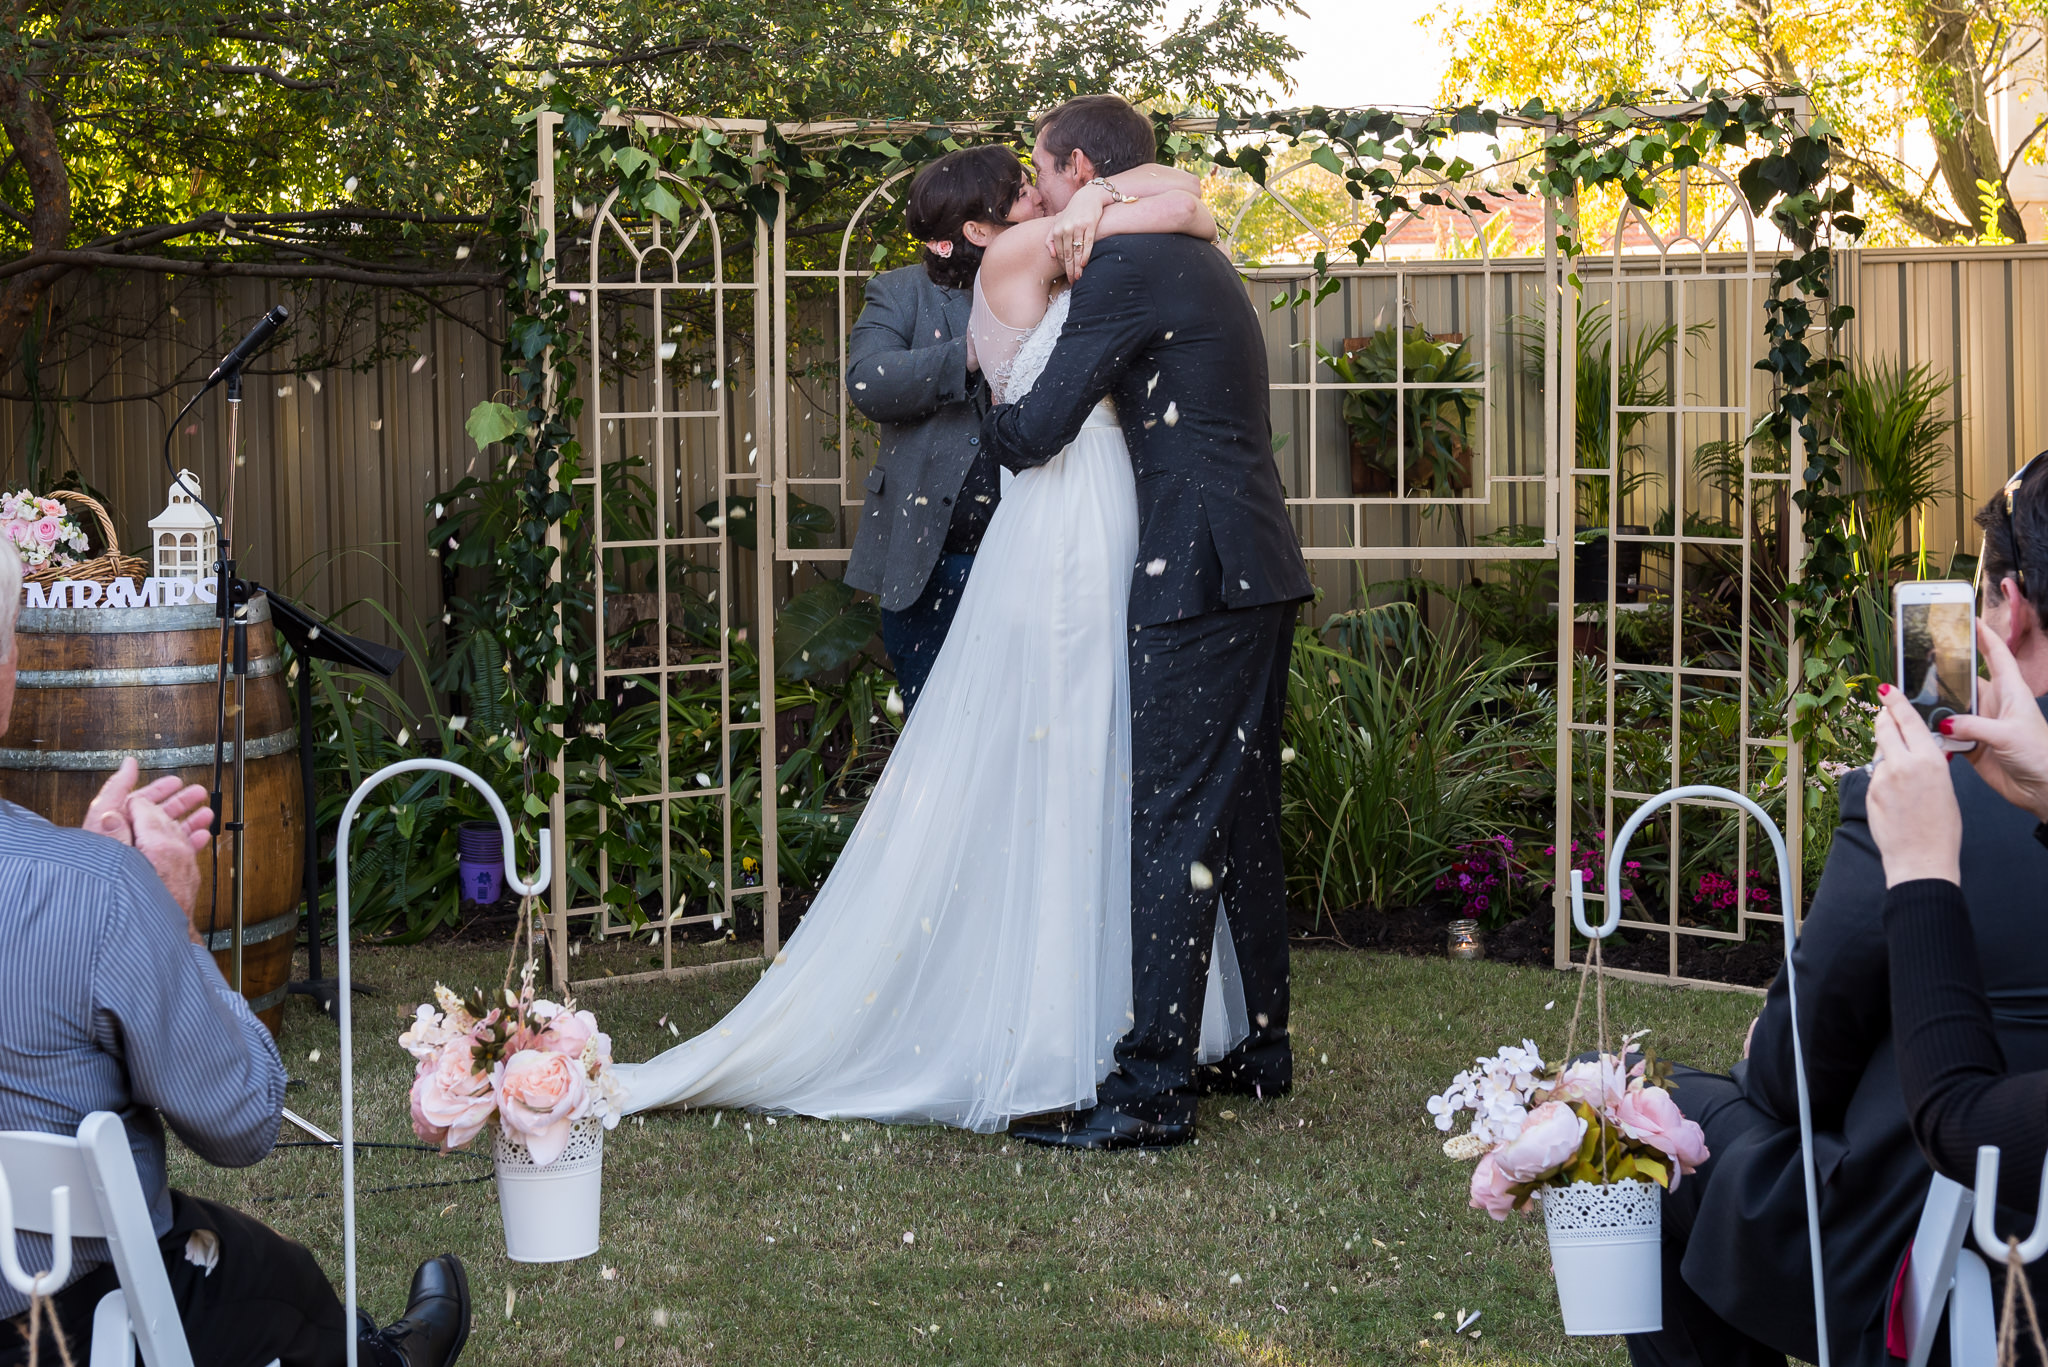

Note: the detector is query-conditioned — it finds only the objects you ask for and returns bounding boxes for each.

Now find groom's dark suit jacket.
[980,234,1313,625]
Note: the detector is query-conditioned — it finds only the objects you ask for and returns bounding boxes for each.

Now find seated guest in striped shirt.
[0,542,470,1367]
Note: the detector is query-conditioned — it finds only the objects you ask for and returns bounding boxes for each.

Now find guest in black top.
[1626,464,2048,1367]
[1869,617,2048,1279]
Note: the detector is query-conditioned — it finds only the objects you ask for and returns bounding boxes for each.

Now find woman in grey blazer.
[843,147,1042,708]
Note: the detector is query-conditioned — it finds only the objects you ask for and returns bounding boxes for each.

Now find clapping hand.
[83,757,212,853]
[128,788,205,929]
[1944,619,2048,822]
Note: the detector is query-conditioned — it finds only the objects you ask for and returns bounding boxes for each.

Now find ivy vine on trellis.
[455,90,1865,844]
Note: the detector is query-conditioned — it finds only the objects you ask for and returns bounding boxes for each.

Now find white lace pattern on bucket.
[1539,1178,1661,1243]
[493,1117,605,1172]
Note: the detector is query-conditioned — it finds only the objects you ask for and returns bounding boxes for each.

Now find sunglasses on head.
[1979,450,2048,605]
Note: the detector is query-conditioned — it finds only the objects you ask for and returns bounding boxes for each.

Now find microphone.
[205,305,289,388]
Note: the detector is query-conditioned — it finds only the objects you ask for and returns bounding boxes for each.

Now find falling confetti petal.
[1189,861,1214,890]
[1145,558,1167,577]
[410,355,427,374]
[1162,401,1179,426]
[1280,746,1296,763]
[885,687,904,717]
[504,1286,515,1319]
[1228,1273,1242,1285]
[307,1049,321,1062]
[902,1231,915,1244]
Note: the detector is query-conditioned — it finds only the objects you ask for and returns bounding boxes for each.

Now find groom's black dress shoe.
[1192,1044,1293,1098]
[1191,1064,1291,1099]
[366,1253,471,1367]
[1012,1104,1194,1151]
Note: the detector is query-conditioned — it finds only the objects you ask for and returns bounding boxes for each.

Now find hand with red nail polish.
[1943,619,2048,822]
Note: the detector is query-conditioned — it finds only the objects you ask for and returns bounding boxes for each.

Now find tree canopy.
[1430,0,2048,245]
[0,0,1298,385]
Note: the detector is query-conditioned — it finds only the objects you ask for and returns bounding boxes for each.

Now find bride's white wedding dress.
[614,282,1246,1131]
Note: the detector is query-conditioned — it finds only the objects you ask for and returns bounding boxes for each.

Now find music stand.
[264,589,404,1018]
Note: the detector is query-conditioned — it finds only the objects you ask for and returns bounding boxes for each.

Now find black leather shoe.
[1191,1043,1293,1098]
[371,1254,471,1367]
[1012,1104,1193,1151]
[1190,1064,1291,1098]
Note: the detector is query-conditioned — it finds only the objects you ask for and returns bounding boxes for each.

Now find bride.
[615,144,1244,1131]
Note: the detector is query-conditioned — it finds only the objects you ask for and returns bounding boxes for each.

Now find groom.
[986,94,1314,1150]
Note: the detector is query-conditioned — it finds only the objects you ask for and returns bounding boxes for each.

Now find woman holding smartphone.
[1868,618,2048,1281]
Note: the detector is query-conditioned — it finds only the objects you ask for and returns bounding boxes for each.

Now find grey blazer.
[843,264,989,612]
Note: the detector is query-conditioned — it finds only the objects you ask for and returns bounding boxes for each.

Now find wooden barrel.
[0,596,303,1032]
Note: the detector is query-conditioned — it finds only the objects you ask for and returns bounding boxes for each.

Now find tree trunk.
[1916,0,2027,241]
[0,69,72,380]
[1733,0,2023,242]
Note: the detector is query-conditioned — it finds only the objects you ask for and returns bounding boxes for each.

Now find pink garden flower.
[494,1049,591,1165]
[1615,1083,1710,1184]
[410,1041,495,1151]
[1491,1100,1587,1182]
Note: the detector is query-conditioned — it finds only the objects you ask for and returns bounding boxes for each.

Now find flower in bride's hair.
[924,238,954,259]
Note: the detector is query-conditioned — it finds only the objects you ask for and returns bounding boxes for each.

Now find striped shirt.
[0,799,285,1317]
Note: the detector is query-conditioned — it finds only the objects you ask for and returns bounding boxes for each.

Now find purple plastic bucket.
[458,821,505,906]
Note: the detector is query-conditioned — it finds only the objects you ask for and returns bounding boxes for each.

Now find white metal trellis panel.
[536,112,780,993]
[1554,164,1807,985]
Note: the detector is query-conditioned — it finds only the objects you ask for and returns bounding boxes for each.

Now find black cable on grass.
[253,1141,493,1203]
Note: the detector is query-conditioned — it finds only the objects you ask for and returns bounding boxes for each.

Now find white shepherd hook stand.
[1569,785,1830,1366]
[334,760,551,1367]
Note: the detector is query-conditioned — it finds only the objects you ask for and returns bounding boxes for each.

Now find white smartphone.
[1894,580,1978,753]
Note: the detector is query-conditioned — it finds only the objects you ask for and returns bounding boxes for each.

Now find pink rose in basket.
[1469,1152,1521,1221]
[538,1005,597,1059]
[1492,1099,1588,1183]
[410,1042,496,1151]
[33,517,59,545]
[495,1048,591,1165]
[1550,1054,1627,1113]
[1615,1083,1710,1183]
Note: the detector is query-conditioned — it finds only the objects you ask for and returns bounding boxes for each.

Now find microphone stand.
[207,371,253,992]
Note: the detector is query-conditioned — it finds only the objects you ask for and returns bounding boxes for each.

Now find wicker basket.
[22,490,150,588]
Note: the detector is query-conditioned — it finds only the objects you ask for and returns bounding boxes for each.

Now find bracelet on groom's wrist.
[1087,176,1137,204]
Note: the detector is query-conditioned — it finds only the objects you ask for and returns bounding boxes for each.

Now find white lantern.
[150,470,215,581]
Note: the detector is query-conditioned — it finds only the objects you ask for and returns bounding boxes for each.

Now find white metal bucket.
[493,1120,604,1263]
[1542,1179,1662,1335]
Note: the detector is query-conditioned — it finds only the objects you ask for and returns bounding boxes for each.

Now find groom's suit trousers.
[1100,600,1296,1124]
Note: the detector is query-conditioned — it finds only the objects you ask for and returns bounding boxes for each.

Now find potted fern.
[1319,326,1481,496]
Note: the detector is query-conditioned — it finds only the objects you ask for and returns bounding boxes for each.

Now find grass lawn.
[170,938,1758,1366]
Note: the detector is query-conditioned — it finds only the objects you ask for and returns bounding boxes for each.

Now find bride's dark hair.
[904,145,1032,290]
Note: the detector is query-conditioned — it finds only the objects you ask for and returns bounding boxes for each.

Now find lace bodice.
[972,275,1071,405]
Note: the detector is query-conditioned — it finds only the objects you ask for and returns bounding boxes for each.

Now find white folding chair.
[1899,1172,1996,1367]
[0,1110,194,1367]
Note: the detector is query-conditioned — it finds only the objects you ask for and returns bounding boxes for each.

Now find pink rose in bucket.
[1616,1083,1710,1183]
[539,1006,597,1059]
[495,1049,591,1165]
[1469,1152,1521,1220]
[1491,1100,1587,1183]
[410,1042,495,1150]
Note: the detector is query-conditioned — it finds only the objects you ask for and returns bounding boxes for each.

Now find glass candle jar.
[1447,918,1485,961]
